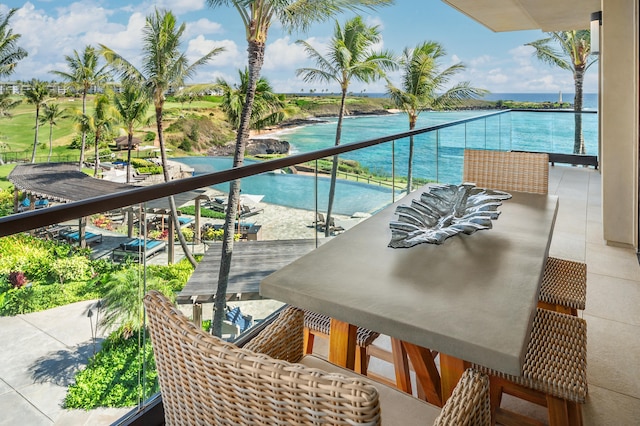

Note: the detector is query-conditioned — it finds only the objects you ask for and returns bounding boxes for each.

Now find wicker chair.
[462,149,587,315]
[474,308,588,426]
[303,310,380,375]
[143,290,491,426]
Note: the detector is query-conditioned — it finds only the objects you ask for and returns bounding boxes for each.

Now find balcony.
[0,111,637,425]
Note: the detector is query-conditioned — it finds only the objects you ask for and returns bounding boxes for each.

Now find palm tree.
[526,31,597,155]
[387,41,487,193]
[39,103,69,162]
[0,92,20,165]
[50,45,110,168]
[78,93,116,177]
[0,8,28,78]
[101,8,223,268]
[24,80,51,163]
[206,0,393,337]
[296,16,395,236]
[0,92,20,118]
[113,83,151,183]
[100,266,177,337]
[217,68,286,130]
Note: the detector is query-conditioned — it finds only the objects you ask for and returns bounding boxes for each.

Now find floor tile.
[584,314,640,399]
[585,273,640,326]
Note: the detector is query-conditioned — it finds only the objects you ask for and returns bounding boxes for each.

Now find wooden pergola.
[8,163,209,260]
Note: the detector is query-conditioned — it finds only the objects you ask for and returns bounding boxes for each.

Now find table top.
[261,187,558,375]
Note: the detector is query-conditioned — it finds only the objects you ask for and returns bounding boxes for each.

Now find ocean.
[178,93,599,214]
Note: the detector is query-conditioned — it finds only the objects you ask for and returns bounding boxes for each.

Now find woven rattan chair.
[144,290,491,426]
[303,310,380,375]
[474,308,588,426]
[463,149,587,315]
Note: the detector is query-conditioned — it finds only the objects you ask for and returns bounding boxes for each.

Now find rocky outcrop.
[207,138,290,156]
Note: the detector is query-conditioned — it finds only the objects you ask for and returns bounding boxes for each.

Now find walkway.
[0,300,130,425]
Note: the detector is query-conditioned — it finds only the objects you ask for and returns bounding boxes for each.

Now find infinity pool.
[176,157,398,216]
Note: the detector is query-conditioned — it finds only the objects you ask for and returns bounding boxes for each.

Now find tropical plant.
[387,41,487,192]
[0,93,21,165]
[101,8,223,268]
[206,0,393,337]
[0,92,20,118]
[112,83,151,183]
[99,266,177,335]
[0,8,28,78]
[296,16,396,236]
[50,45,110,167]
[525,31,597,154]
[23,79,51,163]
[217,68,286,129]
[39,103,69,162]
[77,92,117,176]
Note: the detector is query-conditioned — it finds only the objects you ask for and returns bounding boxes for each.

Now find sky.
[1,1,598,95]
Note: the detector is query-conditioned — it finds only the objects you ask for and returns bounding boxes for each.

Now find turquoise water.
[179,156,397,215]
[177,103,599,215]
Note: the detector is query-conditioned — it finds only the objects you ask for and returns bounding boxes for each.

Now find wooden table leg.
[390,338,412,394]
[403,342,442,407]
[440,353,470,402]
[328,318,357,370]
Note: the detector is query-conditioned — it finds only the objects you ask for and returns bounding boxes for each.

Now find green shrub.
[144,131,155,142]
[64,328,158,409]
[178,205,225,219]
[135,165,163,175]
[51,255,92,284]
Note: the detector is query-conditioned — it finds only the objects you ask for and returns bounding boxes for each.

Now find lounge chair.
[112,238,166,262]
[60,230,103,245]
[239,204,263,218]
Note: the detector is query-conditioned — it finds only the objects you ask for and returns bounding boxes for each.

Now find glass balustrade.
[0,109,598,423]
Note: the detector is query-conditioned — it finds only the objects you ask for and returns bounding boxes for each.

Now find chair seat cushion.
[475,308,587,403]
[299,354,442,425]
[304,311,380,347]
[539,257,587,310]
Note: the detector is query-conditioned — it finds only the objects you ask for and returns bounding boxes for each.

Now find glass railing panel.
[0,108,600,424]
[509,111,598,156]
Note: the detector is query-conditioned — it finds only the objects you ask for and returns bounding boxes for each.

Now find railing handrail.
[0,108,588,236]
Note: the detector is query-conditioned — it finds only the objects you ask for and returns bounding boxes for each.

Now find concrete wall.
[600,0,639,249]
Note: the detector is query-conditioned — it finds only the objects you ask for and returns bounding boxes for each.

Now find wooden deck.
[177,239,323,304]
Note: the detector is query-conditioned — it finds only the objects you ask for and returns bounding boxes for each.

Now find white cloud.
[185,18,223,38]
[154,0,206,15]
[365,15,385,30]
[187,36,243,72]
[469,55,492,67]
[263,36,315,71]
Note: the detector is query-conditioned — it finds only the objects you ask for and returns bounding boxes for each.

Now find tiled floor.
[360,165,640,424]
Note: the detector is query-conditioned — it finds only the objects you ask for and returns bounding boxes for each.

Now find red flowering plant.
[8,271,28,288]
[91,214,113,231]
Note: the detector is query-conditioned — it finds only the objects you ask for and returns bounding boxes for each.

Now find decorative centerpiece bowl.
[389,183,512,248]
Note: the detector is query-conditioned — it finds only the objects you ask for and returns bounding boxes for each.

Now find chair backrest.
[433,368,491,426]
[143,290,382,425]
[463,149,549,194]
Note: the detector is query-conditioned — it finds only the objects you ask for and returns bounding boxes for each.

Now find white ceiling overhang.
[442,0,601,32]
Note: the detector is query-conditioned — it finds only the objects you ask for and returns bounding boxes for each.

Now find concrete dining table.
[260,184,558,405]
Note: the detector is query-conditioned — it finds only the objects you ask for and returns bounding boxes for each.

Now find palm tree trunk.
[30,108,39,163]
[94,133,100,177]
[213,40,265,338]
[126,132,132,184]
[80,90,87,167]
[325,87,348,237]
[407,115,417,193]
[573,68,585,155]
[48,124,53,162]
[155,105,198,269]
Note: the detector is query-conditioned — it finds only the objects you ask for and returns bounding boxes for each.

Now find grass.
[0,164,16,191]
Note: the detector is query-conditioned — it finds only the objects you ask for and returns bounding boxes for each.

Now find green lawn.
[0,164,16,191]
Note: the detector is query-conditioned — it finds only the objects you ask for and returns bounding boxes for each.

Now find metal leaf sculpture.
[389,183,512,247]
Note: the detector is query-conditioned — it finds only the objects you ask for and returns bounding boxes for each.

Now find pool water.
[177,156,398,216]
